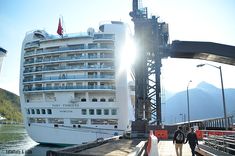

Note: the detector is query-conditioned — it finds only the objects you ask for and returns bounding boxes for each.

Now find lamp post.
[187,80,192,128]
[197,63,228,130]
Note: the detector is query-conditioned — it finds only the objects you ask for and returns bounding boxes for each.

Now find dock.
[47,137,235,156]
[46,138,202,156]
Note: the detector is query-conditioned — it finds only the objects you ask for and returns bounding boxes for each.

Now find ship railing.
[23,85,115,91]
[24,40,40,50]
[23,75,114,82]
[24,44,114,57]
[23,66,114,74]
[201,131,235,155]
[93,34,115,40]
[24,55,114,65]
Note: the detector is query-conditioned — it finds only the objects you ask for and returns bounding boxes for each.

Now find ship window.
[88,43,97,49]
[89,109,94,115]
[29,118,46,123]
[41,109,46,114]
[111,109,117,115]
[96,109,102,115]
[66,83,73,89]
[31,109,35,114]
[70,118,87,124]
[81,109,87,115]
[78,44,85,49]
[91,119,107,125]
[92,98,97,102]
[100,43,114,49]
[69,44,85,50]
[129,85,135,91]
[48,118,64,124]
[100,98,106,102]
[54,83,60,89]
[81,98,86,102]
[46,83,52,87]
[36,109,40,114]
[107,119,118,125]
[47,109,52,114]
[91,119,118,125]
[27,109,30,114]
[108,98,114,102]
[36,48,43,53]
[104,109,109,115]
[76,82,82,86]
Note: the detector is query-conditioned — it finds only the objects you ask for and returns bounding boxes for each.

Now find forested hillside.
[0,88,22,122]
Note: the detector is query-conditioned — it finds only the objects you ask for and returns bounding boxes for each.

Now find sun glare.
[120,35,137,72]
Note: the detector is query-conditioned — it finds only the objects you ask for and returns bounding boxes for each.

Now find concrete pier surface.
[47,138,234,155]
[158,140,193,156]
[47,139,198,156]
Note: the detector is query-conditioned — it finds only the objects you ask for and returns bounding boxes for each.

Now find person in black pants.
[173,126,185,156]
[185,127,199,156]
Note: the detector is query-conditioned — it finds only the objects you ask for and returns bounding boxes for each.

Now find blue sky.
[0,0,235,96]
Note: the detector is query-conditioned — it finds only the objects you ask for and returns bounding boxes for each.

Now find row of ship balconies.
[24,55,114,65]
[23,85,115,92]
[23,65,114,74]
[24,41,115,57]
[23,75,115,83]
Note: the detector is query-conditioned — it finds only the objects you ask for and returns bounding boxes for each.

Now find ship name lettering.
[63,104,79,107]
[52,104,61,107]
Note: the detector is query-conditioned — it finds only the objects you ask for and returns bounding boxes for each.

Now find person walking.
[173,126,185,156]
[185,127,199,156]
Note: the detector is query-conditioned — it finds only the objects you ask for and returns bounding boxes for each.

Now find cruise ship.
[19,21,135,145]
[0,47,7,73]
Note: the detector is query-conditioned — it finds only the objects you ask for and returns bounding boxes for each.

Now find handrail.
[23,75,114,82]
[23,66,114,74]
[23,85,115,92]
[24,55,114,65]
[199,130,235,155]
[24,45,114,57]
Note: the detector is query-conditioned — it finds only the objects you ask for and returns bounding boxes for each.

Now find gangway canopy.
[168,41,235,65]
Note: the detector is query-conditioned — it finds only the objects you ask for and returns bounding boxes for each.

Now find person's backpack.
[176,132,184,142]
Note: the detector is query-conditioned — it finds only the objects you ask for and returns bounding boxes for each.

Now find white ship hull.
[26,124,123,145]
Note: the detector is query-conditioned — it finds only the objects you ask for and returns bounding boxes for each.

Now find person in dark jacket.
[185,127,199,156]
[173,126,185,156]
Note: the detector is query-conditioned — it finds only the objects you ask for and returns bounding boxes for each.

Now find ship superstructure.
[19,21,134,145]
[0,47,7,73]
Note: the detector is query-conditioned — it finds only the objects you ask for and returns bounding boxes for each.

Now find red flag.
[57,18,63,36]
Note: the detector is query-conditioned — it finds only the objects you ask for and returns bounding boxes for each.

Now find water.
[0,124,62,156]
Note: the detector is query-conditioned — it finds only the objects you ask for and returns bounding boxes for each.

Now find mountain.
[0,88,22,122]
[164,82,235,124]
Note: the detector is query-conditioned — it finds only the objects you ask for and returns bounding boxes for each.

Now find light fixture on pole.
[187,80,192,128]
[197,63,228,130]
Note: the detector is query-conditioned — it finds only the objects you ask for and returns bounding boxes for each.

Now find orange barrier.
[154,130,168,140]
[197,130,235,139]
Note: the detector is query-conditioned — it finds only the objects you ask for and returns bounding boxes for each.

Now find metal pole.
[219,66,228,130]
[197,64,228,130]
[187,80,192,128]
